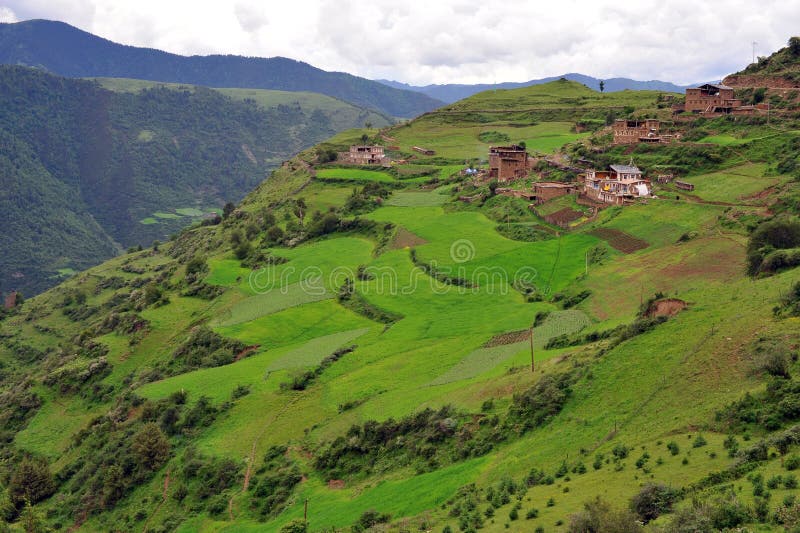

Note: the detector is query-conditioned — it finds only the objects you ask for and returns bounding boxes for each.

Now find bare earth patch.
[588,228,649,253]
[483,329,530,348]
[645,298,688,318]
[391,227,428,249]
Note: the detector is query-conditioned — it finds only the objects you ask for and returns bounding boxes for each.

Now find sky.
[0,0,798,86]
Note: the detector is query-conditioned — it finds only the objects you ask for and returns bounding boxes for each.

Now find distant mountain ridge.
[377,73,701,103]
[0,19,443,118]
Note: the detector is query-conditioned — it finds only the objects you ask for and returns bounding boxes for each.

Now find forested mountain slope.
[0,65,388,297]
[0,19,444,118]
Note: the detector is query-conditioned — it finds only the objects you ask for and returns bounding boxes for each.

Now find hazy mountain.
[0,19,444,118]
[377,72,699,103]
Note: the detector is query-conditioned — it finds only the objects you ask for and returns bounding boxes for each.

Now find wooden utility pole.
[530,324,535,372]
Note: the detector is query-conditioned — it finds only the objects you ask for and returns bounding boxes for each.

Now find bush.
[8,457,55,507]
[630,483,680,523]
[131,423,171,471]
[746,217,800,275]
[786,454,800,470]
[568,497,642,533]
[280,519,307,533]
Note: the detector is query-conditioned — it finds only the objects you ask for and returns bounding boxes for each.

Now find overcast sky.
[0,0,797,85]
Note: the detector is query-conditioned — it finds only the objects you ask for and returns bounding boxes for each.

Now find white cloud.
[3,0,799,85]
[0,6,18,22]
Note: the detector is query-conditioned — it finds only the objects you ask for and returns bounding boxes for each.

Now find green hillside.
[94,79,392,132]
[0,67,393,298]
[2,77,800,533]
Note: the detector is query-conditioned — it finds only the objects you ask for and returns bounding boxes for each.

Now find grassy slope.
[2,79,798,533]
[95,78,393,131]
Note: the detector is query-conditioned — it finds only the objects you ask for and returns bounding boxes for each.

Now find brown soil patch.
[483,329,530,348]
[235,345,260,361]
[391,227,428,249]
[645,298,688,318]
[545,207,584,225]
[588,228,649,253]
[328,479,346,490]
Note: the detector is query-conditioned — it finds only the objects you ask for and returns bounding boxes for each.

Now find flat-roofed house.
[489,145,530,182]
[340,145,390,165]
[583,164,651,205]
[685,84,742,114]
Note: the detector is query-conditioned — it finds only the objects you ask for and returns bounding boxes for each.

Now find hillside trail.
[227,393,304,520]
[141,469,171,533]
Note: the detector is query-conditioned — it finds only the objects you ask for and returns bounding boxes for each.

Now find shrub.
[785,454,800,470]
[279,519,308,533]
[630,484,680,523]
[131,423,171,471]
[667,441,680,455]
[8,457,55,507]
[568,497,642,533]
[692,434,708,448]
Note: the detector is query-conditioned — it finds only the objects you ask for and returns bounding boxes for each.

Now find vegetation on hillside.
[3,68,800,533]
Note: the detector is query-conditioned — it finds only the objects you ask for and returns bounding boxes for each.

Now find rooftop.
[610,164,642,174]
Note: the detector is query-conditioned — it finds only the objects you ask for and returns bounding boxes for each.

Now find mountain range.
[0,19,444,118]
[377,73,705,103]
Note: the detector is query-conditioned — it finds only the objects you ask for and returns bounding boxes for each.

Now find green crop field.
[681,163,783,203]
[315,168,396,182]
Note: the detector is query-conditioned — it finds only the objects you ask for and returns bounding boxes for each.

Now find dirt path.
[227,394,303,520]
[141,469,171,533]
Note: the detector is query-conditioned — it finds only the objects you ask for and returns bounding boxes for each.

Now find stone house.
[685,84,742,114]
[612,119,664,144]
[489,145,531,182]
[340,145,390,165]
[531,182,579,204]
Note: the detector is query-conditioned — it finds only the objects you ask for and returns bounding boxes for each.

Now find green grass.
[681,163,782,203]
[316,168,396,183]
[429,341,529,385]
[175,207,205,216]
[212,283,333,327]
[153,211,182,219]
[139,217,158,225]
[385,191,447,207]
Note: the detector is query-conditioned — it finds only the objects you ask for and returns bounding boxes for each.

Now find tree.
[131,422,171,471]
[599,80,605,93]
[360,133,369,145]
[222,202,236,219]
[8,458,55,507]
[789,36,800,56]
[364,121,373,129]
[630,484,679,523]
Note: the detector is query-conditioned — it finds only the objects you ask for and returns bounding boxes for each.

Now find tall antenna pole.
[752,41,758,64]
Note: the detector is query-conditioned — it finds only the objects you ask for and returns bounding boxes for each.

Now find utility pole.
[529,324,535,372]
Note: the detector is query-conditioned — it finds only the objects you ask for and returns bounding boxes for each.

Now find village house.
[684,83,742,114]
[3,291,18,310]
[488,145,531,182]
[531,182,579,204]
[339,145,391,165]
[612,119,664,144]
[583,164,651,205]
